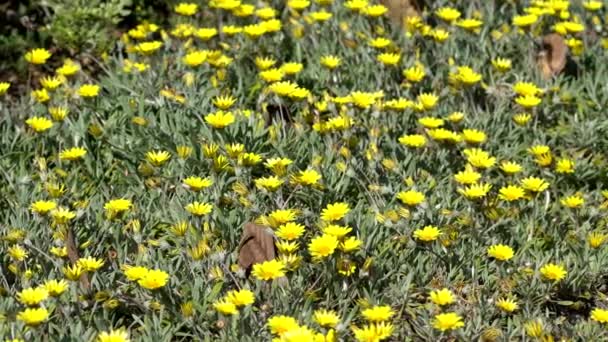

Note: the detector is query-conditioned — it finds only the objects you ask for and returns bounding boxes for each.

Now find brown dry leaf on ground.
[237,222,276,274]
[380,0,423,25]
[537,33,568,79]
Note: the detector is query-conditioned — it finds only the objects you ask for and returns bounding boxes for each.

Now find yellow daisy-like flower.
[43,279,69,297]
[26,116,53,133]
[454,166,481,185]
[205,111,235,129]
[59,147,87,161]
[377,52,400,66]
[500,161,523,175]
[293,169,322,186]
[520,177,549,193]
[496,298,518,313]
[320,202,350,222]
[462,129,486,144]
[362,305,394,322]
[17,307,49,326]
[226,289,255,307]
[31,88,50,103]
[97,329,130,342]
[0,82,10,95]
[123,265,149,281]
[308,234,339,259]
[183,50,207,67]
[432,312,464,331]
[513,82,542,97]
[314,309,340,328]
[213,299,238,315]
[458,183,493,200]
[18,287,49,306]
[397,189,425,206]
[30,200,57,214]
[77,256,105,272]
[436,7,461,22]
[255,176,284,191]
[591,308,608,323]
[413,225,441,242]
[515,95,542,109]
[498,185,526,201]
[320,55,341,69]
[555,158,575,174]
[185,202,213,216]
[146,150,171,166]
[183,176,213,191]
[175,2,198,16]
[429,288,455,306]
[487,244,514,261]
[8,245,28,261]
[403,65,425,82]
[51,207,76,225]
[78,84,100,98]
[492,58,512,72]
[268,315,299,335]
[276,222,306,241]
[561,195,584,208]
[512,14,538,27]
[40,76,64,90]
[25,48,52,64]
[137,269,170,289]
[399,134,426,148]
[540,263,567,281]
[251,259,286,281]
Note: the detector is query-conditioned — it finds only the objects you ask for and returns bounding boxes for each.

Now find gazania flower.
[540,263,567,281]
[146,150,171,166]
[487,244,514,261]
[320,202,350,222]
[26,116,53,133]
[429,288,455,306]
[205,111,235,129]
[185,202,213,216]
[137,269,169,289]
[25,48,52,64]
[496,298,518,313]
[432,312,464,331]
[362,305,394,322]
[251,259,286,281]
[413,225,441,242]
[17,307,49,326]
[308,234,339,259]
[78,84,100,98]
[98,329,130,342]
[59,147,87,161]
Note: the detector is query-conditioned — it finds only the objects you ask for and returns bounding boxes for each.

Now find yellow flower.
[243,24,267,39]
[268,315,299,335]
[280,62,303,75]
[369,37,391,49]
[255,56,277,70]
[591,308,608,323]
[496,298,518,313]
[492,58,512,72]
[498,185,525,201]
[583,1,603,11]
[138,269,169,289]
[43,279,69,297]
[293,169,322,186]
[8,245,28,261]
[276,223,306,241]
[561,195,584,208]
[487,244,514,261]
[255,176,284,191]
[56,59,80,76]
[17,307,49,326]
[183,176,213,191]
[540,263,567,281]
[320,202,350,222]
[308,234,339,259]
[463,148,496,169]
[51,207,76,225]
[135,41,163,54]
[30,200,57,214]
[314,309,340,328]
[363,4,387,17]
[515,94,542,108]
[63,264,84,281]
[458,183,492,199]
[431,28,450,42]
[309,10,332,22]
[195,27,218,40]
[205,111,235,129]
[213,299,238,315]
[320,55,341,69]
[123,265,149,281]
[436,7,461,22]
[288,0,310,10]
[555,158,575,174]
[60,147,87,161]
[432,312,464,331]
[0,82,11,95]
[31,88,50,103]
[403,65,425,82]
[453,66,482,86]
[78,84,100,98]
[397,189,425,206]
[175,2,197,16]
[429,288,455,306]
[513,113,532,126]
[146,150,171,166]
[413,225,441,242]
[500,161,522,175]
[513,82,542,97]
[25,48,52,64]
[377,52,400,66]
[340,236,363,253]
[77,256,105,272]
[456,18,483,31]
[512,14,538,27]
[40,76,64,90]
[399,134,426,148]
[226,289,255,307]
[183,50,207,67]
[251,259,286,281]
[588,232,607,249]
[454,166,481,185]
[18,287,49,306]
[417,93,438,110]
[98,329,130,342]
[462,129,486,144]
[26,116,53,133]
[185,202,213,216]
[362,305,394,322]
[344,0,368,11]
[260,68,285,82]
[418,117,444,128]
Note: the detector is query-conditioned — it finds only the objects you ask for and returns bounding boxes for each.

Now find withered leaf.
[380,0,423,26]
[238,223,276,274]
[537,33,568,79]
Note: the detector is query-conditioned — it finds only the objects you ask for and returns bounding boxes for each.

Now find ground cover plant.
[2,0,608,340]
